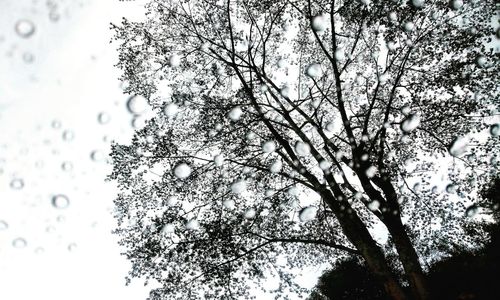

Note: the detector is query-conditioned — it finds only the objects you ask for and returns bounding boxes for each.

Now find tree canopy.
[109,0,499,299]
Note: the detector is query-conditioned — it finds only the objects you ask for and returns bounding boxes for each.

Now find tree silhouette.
[309,177,500,300]
[109,0,499,299]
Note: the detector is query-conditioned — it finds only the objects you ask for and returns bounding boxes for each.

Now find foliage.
[109,0,499,298]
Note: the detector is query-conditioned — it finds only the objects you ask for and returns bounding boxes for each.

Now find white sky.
[0,0,152,299]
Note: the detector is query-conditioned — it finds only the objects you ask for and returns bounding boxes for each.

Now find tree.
[109,0,499,299]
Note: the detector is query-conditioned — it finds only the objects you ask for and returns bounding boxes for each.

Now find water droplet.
[270,160,282,173]
[51,194,70,209]
[262,140,276,153]
[0,220,8,230]
[173,163,191,179]
[169,54,181,67]
[334,48,345,61]
[228,106,243,121]
[246,131,256,140]
[306,63,322,78]
[161,223,175,234]
[448,136,469,157]
[476,55,487,68]
[296,142,311,157]
[244,208,256,219]
[368,200,380,211]
[62,130,75,142]
[10,178,24,190]
[449,0,463,10]
[388,12,397,22]
[22,52,34,63]
[126,95,148,115]
[231,180,246,194]
[12,237,27,248]
[222,199,235,210]
[67,243,77,252]
[165,195,178,206]
[299,206,317,222]
[214,154,224,167]
[311,15,326,32]
[465,205,479,217]
[288,186,299,196]
[34,247,45,254]
[490,124,500,137]
[446,184,456,194]
[403,21,415,32]
[185,219,199,230]
[90,150,105,162]
[61,161,73,171]
[411,0,425,8]
[15,19,35,38]
[280,86,290,98]
[319,160,331,171]
[164,102,179,118]
[401,114,420,133]
[49,11,60,22]
[97,112,111,124]
[51,119,62,129]
[365,166,377,178]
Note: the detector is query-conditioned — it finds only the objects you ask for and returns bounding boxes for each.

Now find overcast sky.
[0,0,155,299]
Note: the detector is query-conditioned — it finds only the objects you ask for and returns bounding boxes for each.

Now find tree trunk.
[384,214,430,300]
[322,190,408,300]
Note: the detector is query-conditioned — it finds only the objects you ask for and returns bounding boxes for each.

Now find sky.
[0,0,153,299]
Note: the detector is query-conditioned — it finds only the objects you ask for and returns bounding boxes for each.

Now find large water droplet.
[270,160,282,173]
[465,205,479,217]
[51,194,70,209]
[448,136,469,157]
[126,95,148,115]
[311,15,326,32]
[173,163,191,179]
[295,142,311,156]
[185,219,199,230]
[12,237,27,248]
[449,0,463,10]
[299,206,317,222]
[228,106,243,121]
[306,63,322,78]
[169,54,181,67]
[401,114,420,133]
[244,208,256,219]
[262,140,276,153]
[15,20,35,38]
[231,179,246,194]
[164,102,179,118]
[10,178,24,190]
[411,0,425,8]
[222,199,235,210]
[161,223,175,234]
[214,154,224,167]
[403,21,415,32]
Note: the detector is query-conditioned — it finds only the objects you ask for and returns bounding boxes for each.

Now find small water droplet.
[61,161,73,171]
[10,178,24,190]
[228,106,243,121]
[401,114,420,133]
[67,243,77,252]
[90,150,105,162]
[97,112,111,124]
[262,140,276,153]
[0,220,8,230]
[15,19,35,38]
[222,199,235,210]
[448,136,469,157]
[299,206,317,222]
[169,54,181,67]
[62,130,75,142]
[12,237,27,248]
[446,184,456,194]
[164,102,179,118]
[306,63,322,78]
[173,163,191,179]
[465,205,479,217]
[490,124,499,137]
[51,194,70,209]
[22,52,34,64]
[295,142,311,156]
